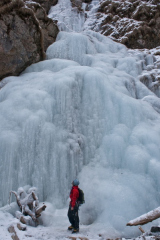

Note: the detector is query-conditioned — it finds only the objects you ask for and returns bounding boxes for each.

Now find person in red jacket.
[68,179,80,233]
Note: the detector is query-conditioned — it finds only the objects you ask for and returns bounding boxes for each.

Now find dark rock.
[151,226,160,232]
[0,0,59,80]
[83,0,92,3]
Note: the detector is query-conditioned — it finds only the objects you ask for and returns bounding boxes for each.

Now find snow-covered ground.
[1,1,160,240]
[0,203,97,240]
[1,202,160,240]
[0,205,115,240]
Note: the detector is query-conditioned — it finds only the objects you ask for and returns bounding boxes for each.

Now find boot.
[68,225,74,230]
[72,228,79,233]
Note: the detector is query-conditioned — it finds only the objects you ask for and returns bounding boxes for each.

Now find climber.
[67,179,80,233]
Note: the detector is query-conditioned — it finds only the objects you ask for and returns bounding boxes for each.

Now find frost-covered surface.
[1,29,160,238]
[127,48,160,99]
[1,203,160,240]
[138,48,160,98]
[1,0,160,239]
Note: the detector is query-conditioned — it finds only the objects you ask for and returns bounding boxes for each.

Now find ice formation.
[0,0,160,238]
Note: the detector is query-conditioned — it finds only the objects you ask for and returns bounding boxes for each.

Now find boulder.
[0,0,59,80]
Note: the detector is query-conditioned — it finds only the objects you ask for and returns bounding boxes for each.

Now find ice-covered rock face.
[1,30,160,237]
[49,0,160,99]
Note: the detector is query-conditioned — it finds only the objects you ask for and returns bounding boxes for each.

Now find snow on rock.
[48,0,160,98]
[82,0,160,49]
[23,0,58,14]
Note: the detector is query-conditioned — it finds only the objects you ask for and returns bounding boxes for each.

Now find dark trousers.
[68,204,79,230]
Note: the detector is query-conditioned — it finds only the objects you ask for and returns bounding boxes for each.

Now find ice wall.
[1,30,160,237]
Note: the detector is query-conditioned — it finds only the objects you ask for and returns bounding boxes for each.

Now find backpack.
[78,188,85,205]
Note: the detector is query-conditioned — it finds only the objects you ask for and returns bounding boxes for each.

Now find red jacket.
[70,186,79,208]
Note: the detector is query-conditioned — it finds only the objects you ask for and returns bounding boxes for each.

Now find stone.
[151,226,160,232]
[0,0,59,80]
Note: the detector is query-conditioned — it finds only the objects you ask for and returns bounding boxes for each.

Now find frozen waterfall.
[1,2,160,238]
[48,0,86,32]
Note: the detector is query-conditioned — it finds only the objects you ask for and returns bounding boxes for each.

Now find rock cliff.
[0,0,59,80]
